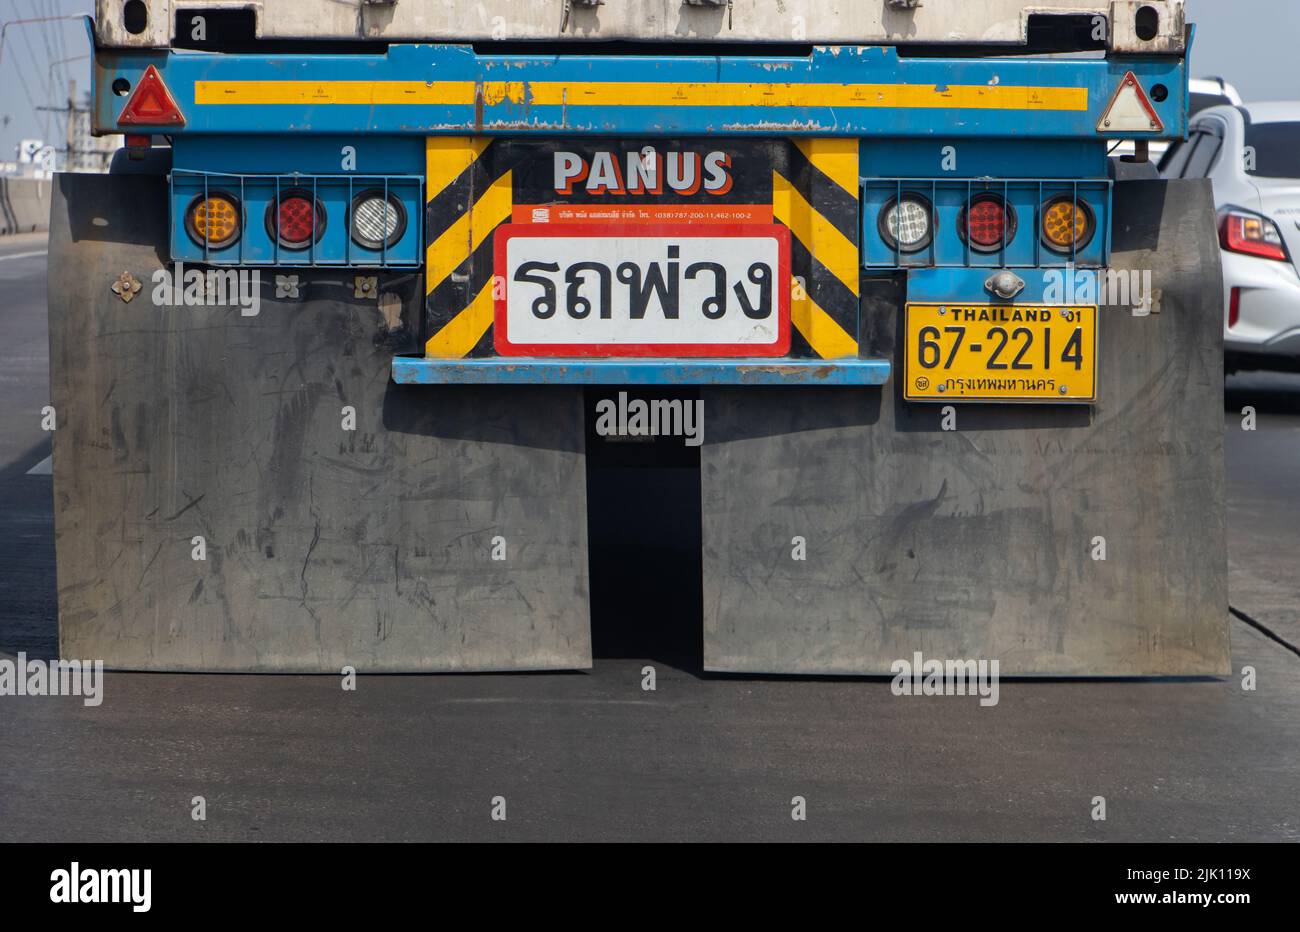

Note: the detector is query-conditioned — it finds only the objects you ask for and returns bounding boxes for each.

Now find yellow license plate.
[903,303,1098,403]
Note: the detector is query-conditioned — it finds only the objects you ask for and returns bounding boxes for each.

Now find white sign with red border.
[494,223,791,358]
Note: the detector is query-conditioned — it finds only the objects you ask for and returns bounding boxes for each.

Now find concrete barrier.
[0,177,51,235]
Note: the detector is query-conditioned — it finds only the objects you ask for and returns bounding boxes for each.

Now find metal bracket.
[274,274,300,299]
[354,276,379,299]
[985,270,1026,300]
[1108,0,1185,54]
[111,270,142,303]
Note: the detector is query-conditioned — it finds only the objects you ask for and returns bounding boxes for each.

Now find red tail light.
[960,195,1015,251]
[1219,209,1288,261]
[1228,287,1241,328]
[117,65,185,127]
[267,191,326,249]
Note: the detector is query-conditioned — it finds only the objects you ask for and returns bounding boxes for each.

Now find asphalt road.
[1,234,1297,841]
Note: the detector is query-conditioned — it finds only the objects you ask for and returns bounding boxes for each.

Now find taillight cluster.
[1219,208,1288,262]
[960,194,1018,252]
[878,193,1096,255]
[349,192,407,251]
[184,192,240,249]
[183,188,407,254]
[266,190,324,249]
[878,195,934,253]
[1041,196,1094,252]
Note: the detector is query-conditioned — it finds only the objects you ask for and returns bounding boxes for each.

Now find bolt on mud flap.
[700,179,1230,676]
[48,173,590,672]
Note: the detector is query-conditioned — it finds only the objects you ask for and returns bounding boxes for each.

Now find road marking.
[26,455,52,475]
[0,250,48,262]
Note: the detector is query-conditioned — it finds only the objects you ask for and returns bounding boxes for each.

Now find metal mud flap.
[49,172,590,671]
[701,179,1229,676]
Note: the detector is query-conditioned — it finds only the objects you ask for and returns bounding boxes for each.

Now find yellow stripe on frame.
[426,137,490,202]
[772,171,860,299]
[425,278,495,359]
[791,292,858,360]
[425,169,512,295]
[516,82,1086,111]
[795,138,860,200]
[195,81,478,106]
[196,80,1087,112]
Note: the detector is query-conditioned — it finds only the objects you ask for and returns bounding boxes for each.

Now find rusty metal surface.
[700,178,1229,675]
[48,172,591,672]
[95,0,1185,50]
[1109,0,1185,54]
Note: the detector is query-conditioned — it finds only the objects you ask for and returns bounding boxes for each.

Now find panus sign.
[553,148,734,196]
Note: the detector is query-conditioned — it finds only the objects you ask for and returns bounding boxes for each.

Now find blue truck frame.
[90,22,1189,387]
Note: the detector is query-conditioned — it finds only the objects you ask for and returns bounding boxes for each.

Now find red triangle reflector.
[1096,71,1162,134]
[118,65,185,127]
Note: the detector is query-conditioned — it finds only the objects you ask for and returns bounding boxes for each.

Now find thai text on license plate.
[903,303,1099,402]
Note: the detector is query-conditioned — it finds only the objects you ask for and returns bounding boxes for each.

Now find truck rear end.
[49,0,1227,674]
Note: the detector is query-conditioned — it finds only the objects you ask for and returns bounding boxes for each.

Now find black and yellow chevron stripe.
[423,137,860,359]
[774,138,861,359]
[424,137,512,358]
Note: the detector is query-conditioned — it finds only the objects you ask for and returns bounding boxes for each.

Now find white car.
[1161,101,1300,373]
[1187,76,1242,117]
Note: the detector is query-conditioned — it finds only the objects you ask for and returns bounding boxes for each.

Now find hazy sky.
[1,0,94,157]
[1,0,1297,159]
